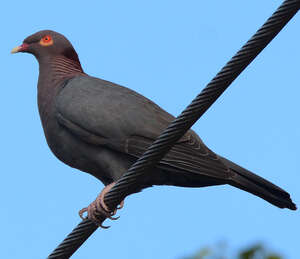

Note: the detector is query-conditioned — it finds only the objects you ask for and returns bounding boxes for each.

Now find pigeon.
[12,30,296,225]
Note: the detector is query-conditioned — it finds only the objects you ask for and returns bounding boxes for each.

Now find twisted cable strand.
[47,1,300,258]
[105,0,300,229]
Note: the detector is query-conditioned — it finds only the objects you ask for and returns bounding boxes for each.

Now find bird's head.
[11,30,80,63]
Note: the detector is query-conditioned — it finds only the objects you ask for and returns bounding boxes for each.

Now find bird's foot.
[79,182,124,228]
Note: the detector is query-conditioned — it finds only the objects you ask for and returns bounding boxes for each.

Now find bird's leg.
[79,182,124,228]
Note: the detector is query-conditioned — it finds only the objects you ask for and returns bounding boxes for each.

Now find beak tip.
[11,46,21,54]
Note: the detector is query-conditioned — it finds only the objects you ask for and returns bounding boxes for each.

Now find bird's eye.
[40,35,53,46]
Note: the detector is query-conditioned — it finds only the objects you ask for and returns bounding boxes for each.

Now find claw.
[79,207,88,220]
[99,224,110,229]
[109,215,120,220]
[78,181,125,228]
[117,200,124,210]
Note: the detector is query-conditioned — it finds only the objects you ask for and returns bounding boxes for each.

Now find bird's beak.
[11,43,29,54]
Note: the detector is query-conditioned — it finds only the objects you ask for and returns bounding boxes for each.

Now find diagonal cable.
[47,1,300,258]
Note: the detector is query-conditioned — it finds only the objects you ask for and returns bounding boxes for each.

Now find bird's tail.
[220,157,296,210]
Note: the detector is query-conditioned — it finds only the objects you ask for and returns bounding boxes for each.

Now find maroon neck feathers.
[49,55,84,81]
[37,55,85,126]
[38,53,85,87]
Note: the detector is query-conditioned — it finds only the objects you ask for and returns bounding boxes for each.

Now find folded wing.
[56,75,231,180]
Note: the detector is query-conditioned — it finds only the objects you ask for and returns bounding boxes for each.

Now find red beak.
[11,43,29,54]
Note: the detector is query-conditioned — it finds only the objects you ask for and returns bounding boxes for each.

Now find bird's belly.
[43,121,133,185]
[43,123,106,181]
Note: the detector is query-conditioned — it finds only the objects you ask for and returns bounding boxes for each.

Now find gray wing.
[56,75,230,179]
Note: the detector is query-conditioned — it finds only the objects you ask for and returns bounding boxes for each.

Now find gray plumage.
[13,30,296,210]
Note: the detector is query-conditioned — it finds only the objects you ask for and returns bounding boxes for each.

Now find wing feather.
[56,75,230,180]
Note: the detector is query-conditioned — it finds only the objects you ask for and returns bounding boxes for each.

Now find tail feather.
[220,156,297,210]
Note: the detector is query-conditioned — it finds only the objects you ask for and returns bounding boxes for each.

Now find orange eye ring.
[39,35,53,46]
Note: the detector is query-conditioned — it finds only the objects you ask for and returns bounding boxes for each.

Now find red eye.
[40,35,53,46]
[43,35,51,42]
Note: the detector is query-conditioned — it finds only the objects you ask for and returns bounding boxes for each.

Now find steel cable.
[47,1,300,258]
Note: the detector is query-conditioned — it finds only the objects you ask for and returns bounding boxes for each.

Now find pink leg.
[79,182,124,228]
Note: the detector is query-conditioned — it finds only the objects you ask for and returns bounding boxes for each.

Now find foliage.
[181,243,283,259]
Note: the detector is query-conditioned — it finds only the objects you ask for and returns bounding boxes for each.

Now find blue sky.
[1,1,299,258]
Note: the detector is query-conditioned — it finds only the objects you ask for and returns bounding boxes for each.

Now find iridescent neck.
[49,55,84,81]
